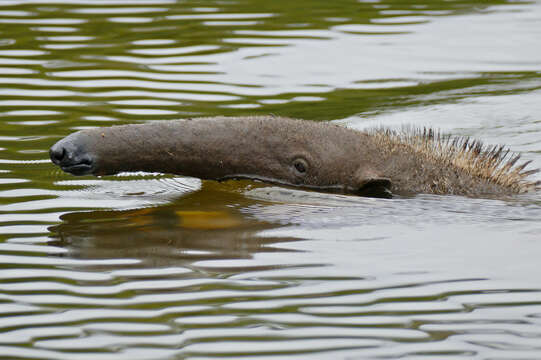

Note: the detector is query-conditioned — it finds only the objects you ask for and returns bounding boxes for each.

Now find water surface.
[1,0,541,359]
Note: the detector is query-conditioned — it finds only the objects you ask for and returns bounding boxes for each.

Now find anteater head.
[49,117,394,198]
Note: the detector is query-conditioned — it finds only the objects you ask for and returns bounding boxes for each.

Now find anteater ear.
[355,168,392,198]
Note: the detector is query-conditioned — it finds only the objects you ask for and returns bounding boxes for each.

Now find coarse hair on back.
[369,126,540,194]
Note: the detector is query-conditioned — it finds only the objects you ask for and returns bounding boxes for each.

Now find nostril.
[49,145,66,164]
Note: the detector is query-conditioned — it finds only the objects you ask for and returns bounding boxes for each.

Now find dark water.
[1,0,541,359]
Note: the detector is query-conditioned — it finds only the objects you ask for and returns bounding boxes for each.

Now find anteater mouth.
[217,174,393,198]
[60,159,94,176]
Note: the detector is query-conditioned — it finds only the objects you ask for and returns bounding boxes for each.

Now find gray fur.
[50,116,539,198]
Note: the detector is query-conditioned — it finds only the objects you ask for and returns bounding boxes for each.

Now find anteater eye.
[293,158,307,174]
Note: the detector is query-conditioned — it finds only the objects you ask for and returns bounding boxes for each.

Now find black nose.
[49,143,66,165]
[49,137,94,175]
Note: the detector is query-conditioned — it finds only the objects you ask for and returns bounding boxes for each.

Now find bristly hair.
[371,127,540,194]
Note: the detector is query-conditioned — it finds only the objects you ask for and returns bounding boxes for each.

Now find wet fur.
[369,127,539,195]
[50,116,539,197]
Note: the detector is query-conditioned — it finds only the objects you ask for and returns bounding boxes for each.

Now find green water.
[1,0,541,359]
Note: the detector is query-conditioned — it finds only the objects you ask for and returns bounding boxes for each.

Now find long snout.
[50,135,94,176]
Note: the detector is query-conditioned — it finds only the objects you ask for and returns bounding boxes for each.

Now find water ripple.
[1,0,541,359]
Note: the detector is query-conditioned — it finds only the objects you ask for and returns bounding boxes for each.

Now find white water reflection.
[220,5,541,93]
[6,1,537,106]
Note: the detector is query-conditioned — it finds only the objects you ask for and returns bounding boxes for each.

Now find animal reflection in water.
[48,186,300,269]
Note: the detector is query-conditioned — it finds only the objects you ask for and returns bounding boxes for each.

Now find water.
[1,0,541,359]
